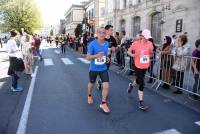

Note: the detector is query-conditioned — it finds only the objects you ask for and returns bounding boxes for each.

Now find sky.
[35,0,83,26]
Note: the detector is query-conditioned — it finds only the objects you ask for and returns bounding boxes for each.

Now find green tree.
[74,24,83,38]
[0,0,43,33]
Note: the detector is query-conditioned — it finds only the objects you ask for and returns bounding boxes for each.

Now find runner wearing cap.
[127,29,153,111]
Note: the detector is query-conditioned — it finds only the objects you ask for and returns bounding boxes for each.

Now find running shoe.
[87,96,93,104]
[127,83,133,93]
[127,80,136,93]
[11,86,23,92]
[138,101,149,111]
[100,102,110,113]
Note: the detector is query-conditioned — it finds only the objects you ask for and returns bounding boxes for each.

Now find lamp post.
[160,3,171,42]
[161,3,171,24]
[83,7,87,34]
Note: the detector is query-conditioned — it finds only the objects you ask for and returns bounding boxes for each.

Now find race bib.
[140,55,150,64]
[95,56,106,65]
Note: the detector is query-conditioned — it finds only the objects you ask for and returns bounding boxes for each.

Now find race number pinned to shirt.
[95,56,106,65]
[140,55,150,64]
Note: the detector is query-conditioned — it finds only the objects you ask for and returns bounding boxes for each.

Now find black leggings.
[61,45,66,53]
[135,67,147,91]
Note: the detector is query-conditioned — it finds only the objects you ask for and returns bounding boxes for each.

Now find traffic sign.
[88,19,95,25]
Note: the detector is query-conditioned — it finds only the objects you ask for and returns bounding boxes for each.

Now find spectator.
[61,36,67,54]
[34,34,42,61]
[88,33,95,44]
[157,36,173,89]
[147,38,156,83]
[23,35,34,75]
[7,30,24,92]
[116,31,127,65]
[55,36,59,48]
[171,34,177,48]
[0,37,2,48]
[4,36,8,43]
[115,32,121,46]
[190,39,200,100]
[82,33,88,56]
[172,35,190,94]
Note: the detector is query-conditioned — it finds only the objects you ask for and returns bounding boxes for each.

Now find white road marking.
[154,129,181,134]
[61,58,74,65]
[195,121,200,126]
[44,59,54,66]
[77,58,90,64]
[16,66,39,134]
[54,49,60,54]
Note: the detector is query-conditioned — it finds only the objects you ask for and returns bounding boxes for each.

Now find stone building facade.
[64,0,106,35]
[105,0,200,47]
[83,0,106,33]
[64,5,84,35]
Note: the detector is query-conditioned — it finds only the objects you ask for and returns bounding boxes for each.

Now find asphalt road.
[0,43,200,134]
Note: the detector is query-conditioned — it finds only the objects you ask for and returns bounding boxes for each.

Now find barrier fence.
[111,46,200,97]
[67,40,199,98]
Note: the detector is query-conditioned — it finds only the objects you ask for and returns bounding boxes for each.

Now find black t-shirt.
[105,35,117,48]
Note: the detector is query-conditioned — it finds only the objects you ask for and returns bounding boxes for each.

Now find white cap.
[142,29,152,39]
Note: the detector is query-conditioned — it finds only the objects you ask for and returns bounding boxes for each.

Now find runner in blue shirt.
[86,27,111,113]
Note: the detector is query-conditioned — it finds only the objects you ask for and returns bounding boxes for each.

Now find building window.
[101,7,105,17]
[123,0,127,8]
[152,0,160,3]
[91,8,94,18]
[121,19,126,32]
[151,12,162,44]
[133,16,141,37]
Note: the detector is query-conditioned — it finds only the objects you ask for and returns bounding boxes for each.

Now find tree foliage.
[0,0,43,33]
[74,24,83,38]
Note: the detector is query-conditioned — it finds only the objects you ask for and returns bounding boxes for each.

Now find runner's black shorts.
[89,70,109,83]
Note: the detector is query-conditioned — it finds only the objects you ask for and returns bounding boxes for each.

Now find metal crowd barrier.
[111,49,200,97]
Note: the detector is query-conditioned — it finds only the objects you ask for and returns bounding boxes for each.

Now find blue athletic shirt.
[87,39,109,71]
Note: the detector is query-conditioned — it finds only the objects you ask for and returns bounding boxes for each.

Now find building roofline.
[65,4,84,17]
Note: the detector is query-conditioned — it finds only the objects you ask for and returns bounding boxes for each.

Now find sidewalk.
[0,43,7,52]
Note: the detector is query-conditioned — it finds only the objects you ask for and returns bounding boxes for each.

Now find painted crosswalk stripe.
[77,58,90,64]
[154,129,181,134]
[54,49,60,54]
[61,58,74,65]
[195,121,200,126]
[44,59,54,66]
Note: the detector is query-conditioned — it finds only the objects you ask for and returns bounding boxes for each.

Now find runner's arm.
[86,42,98,60]
[86,54,99,60]
[127,47,135,57]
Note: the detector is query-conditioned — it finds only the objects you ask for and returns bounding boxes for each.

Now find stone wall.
[105,0,200,48]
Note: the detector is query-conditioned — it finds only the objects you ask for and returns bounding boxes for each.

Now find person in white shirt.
[7,30,23,92]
